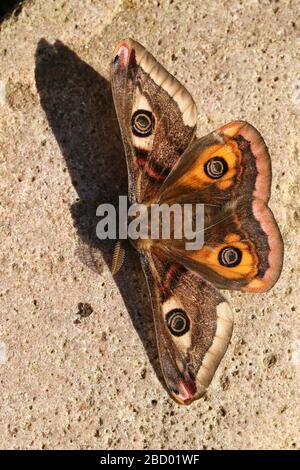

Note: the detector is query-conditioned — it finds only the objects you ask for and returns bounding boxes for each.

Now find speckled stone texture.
[0,0,299,450]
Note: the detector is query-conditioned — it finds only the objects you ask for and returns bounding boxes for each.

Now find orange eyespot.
[204,156,228,179]
[218,246,242,267]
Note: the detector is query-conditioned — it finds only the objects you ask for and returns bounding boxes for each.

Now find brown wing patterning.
[111,39,283,405]
[140,250,233,405]
[111,38,197,202]
[156,121,283,293]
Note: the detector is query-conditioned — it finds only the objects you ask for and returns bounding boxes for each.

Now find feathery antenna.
[111,241,125,276]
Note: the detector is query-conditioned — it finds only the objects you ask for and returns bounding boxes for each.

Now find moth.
[110,38,283,405]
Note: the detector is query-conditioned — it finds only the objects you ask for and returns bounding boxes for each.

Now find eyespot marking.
[218,246,242,267]
[131,109,154,137]
[204,157,228,179]
[166,309,190,336]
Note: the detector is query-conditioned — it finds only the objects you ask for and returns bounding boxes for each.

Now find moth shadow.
[34,39,166,394]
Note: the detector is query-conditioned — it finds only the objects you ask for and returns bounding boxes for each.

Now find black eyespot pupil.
[136,115,149,129]
[219,246,242,267]
[113,54,119,65]
[212,161,223,173]
[227,250,237,263]
[131,109,154,137]
[204,157,228,179]
[173,317,185,331]
[166,309,190,337]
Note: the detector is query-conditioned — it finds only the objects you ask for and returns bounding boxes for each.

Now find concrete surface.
[0,0,299,450]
